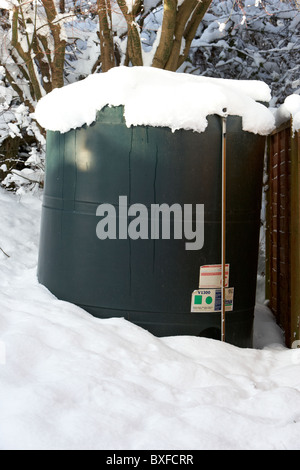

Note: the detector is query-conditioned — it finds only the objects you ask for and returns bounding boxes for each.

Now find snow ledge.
[35,66,275,136]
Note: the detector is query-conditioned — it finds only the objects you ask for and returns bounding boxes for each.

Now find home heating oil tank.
[37,102,266,348]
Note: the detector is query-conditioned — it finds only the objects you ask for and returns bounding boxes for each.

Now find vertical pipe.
[221,109,228,342]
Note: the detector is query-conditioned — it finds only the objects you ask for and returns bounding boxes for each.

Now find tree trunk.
[97,0,115,72]
[117,0,143,66]
[164,0,198,71]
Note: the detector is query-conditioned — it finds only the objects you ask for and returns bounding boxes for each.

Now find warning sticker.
[199,264,230,288]
[191,288,234,313]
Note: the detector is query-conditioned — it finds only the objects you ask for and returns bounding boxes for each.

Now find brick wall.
[266,123,300,347]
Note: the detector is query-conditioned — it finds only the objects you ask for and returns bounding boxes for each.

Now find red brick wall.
[267,124,292,344]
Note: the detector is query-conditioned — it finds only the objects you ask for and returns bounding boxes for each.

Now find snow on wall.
[273,94,300,133]
[34,66,275,136]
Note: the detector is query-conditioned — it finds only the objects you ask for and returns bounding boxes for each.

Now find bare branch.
[0,247,10,258]
[97,0,115,72]
[165,0,213,71]
[11,6,43,101]
[178,0,213,69]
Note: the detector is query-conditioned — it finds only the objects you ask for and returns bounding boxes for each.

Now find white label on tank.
[191,288,234,313]
[199,264,230,288]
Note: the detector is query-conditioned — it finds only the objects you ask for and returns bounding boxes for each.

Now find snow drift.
[0,189,300,450]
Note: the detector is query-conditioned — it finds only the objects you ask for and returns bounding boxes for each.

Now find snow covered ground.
[0,187,300,450]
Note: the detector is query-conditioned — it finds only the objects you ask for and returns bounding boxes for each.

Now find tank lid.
[35,66,275,136]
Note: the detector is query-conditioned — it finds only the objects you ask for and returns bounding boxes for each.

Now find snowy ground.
[0,188,300,450]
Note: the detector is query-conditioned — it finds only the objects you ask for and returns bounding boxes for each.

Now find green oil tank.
[38,105,265,347]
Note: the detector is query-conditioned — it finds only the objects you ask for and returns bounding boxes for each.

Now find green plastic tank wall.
[38,105,265,347]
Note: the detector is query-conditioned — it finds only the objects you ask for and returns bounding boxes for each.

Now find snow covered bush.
[186,0,300,107]
[0,66,45,193]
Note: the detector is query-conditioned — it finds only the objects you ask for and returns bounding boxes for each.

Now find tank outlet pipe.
[221,108,228,342]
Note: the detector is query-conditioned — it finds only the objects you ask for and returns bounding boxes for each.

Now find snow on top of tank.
[34,66,275,136]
